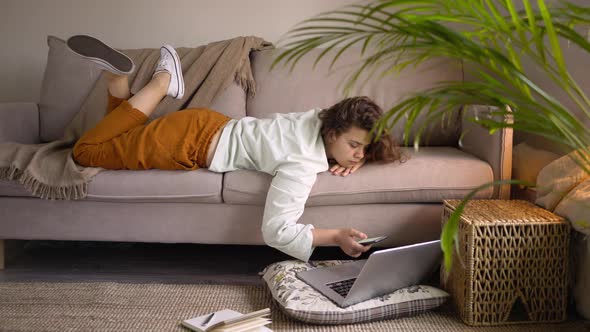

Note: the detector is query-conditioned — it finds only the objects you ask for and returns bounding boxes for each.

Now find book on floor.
[181,308,272,332]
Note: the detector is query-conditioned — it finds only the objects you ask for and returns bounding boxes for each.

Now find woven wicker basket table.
[440,199,570,326]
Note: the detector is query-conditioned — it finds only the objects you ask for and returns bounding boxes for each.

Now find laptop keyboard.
[326,278,357,297]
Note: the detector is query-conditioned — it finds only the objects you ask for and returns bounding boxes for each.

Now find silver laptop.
[297,240,441,308]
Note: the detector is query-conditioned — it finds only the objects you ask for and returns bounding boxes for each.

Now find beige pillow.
[512,142,561,186]
[39,36,103,142]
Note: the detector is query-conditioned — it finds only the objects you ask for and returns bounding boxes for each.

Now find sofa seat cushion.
[0,180,31,197]
[223,147,494,206]
[0,169,223,203]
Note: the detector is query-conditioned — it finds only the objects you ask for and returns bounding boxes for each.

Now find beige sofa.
[0,37,512,269]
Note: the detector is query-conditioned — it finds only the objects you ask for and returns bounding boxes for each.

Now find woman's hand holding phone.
[357,235,388,246]
[335,228,371,258]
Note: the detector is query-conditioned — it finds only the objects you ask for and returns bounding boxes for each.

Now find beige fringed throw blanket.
[0,36,273,200]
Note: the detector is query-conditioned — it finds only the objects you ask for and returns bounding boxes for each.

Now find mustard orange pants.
[73,94,231,170]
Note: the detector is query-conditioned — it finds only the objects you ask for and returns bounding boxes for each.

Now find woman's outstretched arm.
[312,228,370,258]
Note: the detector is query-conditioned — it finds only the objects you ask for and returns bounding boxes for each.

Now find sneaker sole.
[67,35,135,74]
[161,45,184,99]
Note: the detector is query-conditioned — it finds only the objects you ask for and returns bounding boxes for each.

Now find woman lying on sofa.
[68,35,401,262]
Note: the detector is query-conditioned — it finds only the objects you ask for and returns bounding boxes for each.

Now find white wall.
[0,0,352,102]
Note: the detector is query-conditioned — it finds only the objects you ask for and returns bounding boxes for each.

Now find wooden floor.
[0,240,353,285]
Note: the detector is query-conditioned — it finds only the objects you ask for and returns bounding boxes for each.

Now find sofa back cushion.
[39,36,103,142]
[248,48,462,146]
[207,80,246,120]
[38,36,247,142]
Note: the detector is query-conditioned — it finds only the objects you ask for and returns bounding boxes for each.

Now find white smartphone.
[357,235,388,246]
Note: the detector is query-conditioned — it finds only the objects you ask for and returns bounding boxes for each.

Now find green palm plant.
[273,0,590,270]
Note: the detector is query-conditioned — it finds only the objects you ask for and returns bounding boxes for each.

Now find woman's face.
[325,126,371,167]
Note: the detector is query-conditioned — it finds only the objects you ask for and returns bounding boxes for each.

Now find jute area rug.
[0,281,588,332]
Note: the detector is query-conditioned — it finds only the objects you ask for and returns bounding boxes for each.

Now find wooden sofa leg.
[0,239,4,270]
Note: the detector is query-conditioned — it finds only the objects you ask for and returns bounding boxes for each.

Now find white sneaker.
[66,35,135,75]
[153,44,184,100]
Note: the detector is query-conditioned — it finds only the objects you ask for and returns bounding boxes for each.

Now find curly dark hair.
[318,96,401,163]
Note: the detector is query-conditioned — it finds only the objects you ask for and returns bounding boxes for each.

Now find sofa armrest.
[0,102,40,144]
[459,105,513,199]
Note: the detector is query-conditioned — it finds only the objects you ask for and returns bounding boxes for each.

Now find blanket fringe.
[0,165,88,200]
[0,164,23,180]
[235,73,256,98]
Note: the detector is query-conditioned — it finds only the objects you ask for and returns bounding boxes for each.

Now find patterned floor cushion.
[261,260,449,324]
